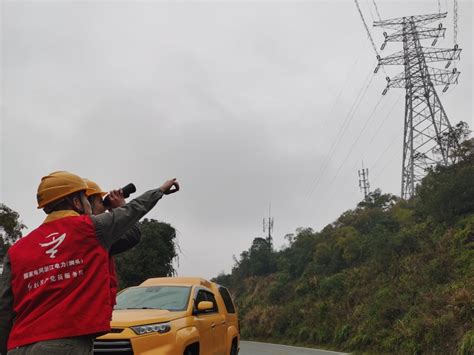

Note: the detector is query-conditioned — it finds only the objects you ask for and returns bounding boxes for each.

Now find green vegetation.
[0,204,25,260]
[115,218,178,288]
[214,137,474,354]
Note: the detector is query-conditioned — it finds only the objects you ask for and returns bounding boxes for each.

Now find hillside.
[214,142,474,354]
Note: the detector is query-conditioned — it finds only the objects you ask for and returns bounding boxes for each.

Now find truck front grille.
[93,339,133,354]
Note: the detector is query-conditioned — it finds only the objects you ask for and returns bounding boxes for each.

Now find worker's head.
[37,171,91,215]
[83,178,107,215]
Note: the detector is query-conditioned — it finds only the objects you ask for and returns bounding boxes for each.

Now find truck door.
[194,289,221,354]
[205,291,226,355]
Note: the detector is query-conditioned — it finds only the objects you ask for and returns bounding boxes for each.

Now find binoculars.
[103,183,136,207]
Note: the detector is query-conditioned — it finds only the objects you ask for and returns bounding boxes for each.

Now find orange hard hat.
[37,171,88,209]
[83,178,107,198]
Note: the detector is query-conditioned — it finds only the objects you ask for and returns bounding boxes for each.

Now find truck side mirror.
[197,301,214,312]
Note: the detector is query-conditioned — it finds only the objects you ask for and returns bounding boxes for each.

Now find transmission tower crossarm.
[374,12,447,28]
[422,47,461,62]
[383,27,446,43]
[383,66,459,91]
[377,47,461,67]
[376,50,405,65]
[384,73,405,88]
[428,67,460,86]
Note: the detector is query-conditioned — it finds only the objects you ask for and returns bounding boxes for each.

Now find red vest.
[7,215,112,349]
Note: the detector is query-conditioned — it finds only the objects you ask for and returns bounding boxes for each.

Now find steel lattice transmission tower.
[373,12,461,199]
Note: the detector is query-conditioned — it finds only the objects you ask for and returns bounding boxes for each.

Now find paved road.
[239,341,349,355]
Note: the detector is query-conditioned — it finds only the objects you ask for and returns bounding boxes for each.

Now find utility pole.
[373,12,461,199]
[358,164,370,200]
[263,204,274,247]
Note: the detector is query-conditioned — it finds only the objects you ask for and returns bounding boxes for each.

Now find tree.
[357,189,398,210]
[282,228,316,279]
[247,237,277,276]
[114,219,178,288]
[0,204,26,258]
[230,237,277,279]
[435,121,472,164]
[416,158,474,224]
[416,124,474,223]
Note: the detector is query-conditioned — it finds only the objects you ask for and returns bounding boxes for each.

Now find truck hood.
[111,309,188,327]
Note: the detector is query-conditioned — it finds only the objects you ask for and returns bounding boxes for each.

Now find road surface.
[239,341,349,355]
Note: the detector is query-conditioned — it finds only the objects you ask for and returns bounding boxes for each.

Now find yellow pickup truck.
[94,277,240,355]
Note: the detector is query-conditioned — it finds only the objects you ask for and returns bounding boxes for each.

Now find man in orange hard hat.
[0,171,179,355]
[83,178,109,214]
[83,179,142,254]
[83,178,141,307]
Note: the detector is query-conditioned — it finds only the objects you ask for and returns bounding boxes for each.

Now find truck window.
[115,286,191,312]
[204,291,219,313]
[195,289,207,307]
[218,287,236,314]
[195,289,218,313]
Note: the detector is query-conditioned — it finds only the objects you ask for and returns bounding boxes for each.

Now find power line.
[306,67,376,201]
[354,0,379,57]
[312,71,376,188]
[370,133,399,174]
[325,159,360,213]
[373,144,399,183]
[316,93,386,213]
[372,0,382,21]
[306,66,375,199]
[366,0,376,23]
[453,0,458,45]
[328,94,384,184]
[320,56,361,134]
[329,73,376,155]
[302,57,363,200]
[368,92,402,145]
[449,1,460,74]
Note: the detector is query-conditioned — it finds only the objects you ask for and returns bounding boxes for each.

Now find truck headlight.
[131,322,171,335]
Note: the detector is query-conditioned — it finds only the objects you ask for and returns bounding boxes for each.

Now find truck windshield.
[115,286,191,312]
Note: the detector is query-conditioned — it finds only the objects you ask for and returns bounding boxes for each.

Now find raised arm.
[92,179,179,251]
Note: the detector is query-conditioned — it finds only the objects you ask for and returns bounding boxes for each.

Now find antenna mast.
[263,204,274,247]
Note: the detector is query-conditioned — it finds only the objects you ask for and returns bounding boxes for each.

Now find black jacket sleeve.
[92,189,163,251]
[109,224,141,256]
[0,255,14,355]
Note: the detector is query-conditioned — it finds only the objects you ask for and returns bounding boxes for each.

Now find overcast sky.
[1,0,472,279]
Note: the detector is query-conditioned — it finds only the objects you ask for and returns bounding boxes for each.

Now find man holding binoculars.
[0,171,179,355]
[83,179,142,308]
[84,179,142,255]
